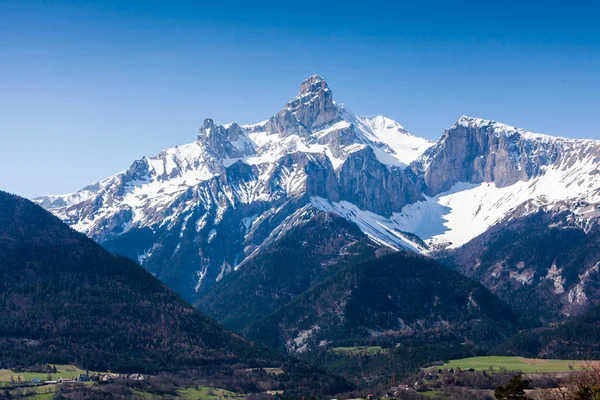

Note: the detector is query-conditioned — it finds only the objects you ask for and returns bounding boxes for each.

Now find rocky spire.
[297,75,328,97]
[198,118,215,142]
[265,75,340,137]
[203,118,215,130]
[197,118,255,159]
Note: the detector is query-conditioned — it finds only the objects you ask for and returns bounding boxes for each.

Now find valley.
[3,1,599,399]
[4,76,600,399]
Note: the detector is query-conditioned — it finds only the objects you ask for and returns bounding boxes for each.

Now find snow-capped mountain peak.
[361,115,408,133]
[265,75,338,138]
[244,76,431,169]
[296,74,330,98]
[358,115,433,165]
[455,115,558,141]
[34,75,428,241]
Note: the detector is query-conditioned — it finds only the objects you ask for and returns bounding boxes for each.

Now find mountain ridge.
[33,75,600,308]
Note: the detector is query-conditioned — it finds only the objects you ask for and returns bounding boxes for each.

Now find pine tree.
[494,374,529,400]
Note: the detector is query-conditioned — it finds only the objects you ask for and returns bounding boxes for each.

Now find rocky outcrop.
[197,118,255,159]
[314,122,364,159]
[264,108,307,138]
[265,75,339,137]
[289,75,338,130]
[411,116,559,195]
[337,147,422,216]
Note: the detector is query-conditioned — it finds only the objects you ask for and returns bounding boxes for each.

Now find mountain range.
[35,75,600,323]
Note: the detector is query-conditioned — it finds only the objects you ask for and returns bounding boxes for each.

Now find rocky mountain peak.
[453,115,556,142]
[455,115,490,128]
[198,118,215,141]
[196,118,255,159]
[447,115,513,138]
[297,74,329,97]
[411,116,569,196]
[203,118,215,130]
[266,75,339,137]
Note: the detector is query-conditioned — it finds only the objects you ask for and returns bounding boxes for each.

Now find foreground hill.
[197,211,388,331]
[247,251,521,352]
[0,191,273,372]
[199,212,520,353]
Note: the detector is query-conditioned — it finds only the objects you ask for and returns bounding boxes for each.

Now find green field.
[330,346,388,355]
[9,384,241,400]
[0,364,95,383]
[444,356,597,373]
[7,381,96,400]
[0,366,245,400]
[8,383,61,400]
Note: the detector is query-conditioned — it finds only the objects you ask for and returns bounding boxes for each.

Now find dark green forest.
[0,191,274,372]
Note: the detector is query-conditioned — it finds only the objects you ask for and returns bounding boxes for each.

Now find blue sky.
[1,0,599,198]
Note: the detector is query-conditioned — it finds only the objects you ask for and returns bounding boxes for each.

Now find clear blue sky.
[1,0,599,198]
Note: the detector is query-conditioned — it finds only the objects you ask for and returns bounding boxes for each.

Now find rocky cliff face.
[410,116,600,196]
[337,147,422,216]
[414,117,535,194]
[265,75,339,137]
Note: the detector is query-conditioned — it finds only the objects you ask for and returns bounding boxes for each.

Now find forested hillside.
[0,191,273,372]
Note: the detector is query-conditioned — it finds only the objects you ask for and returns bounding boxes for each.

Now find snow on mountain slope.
[37,76,426,238]
[309,196,428,253]
[403,116,600,248]
[49,136,227,237]
[300,117,600,252]
[317,154,600,251]
[358,115,433,165]
[35,177,116,210]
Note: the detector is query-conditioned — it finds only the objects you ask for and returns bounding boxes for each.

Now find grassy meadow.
[443,356,598,373]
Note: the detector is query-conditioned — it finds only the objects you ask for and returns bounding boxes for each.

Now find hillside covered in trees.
[0,191,275,373]
[246,251,522,352]
[499,304,600,360]
[198,212,522,355]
